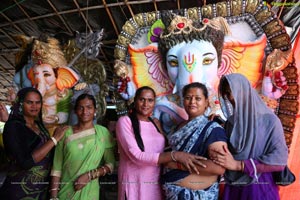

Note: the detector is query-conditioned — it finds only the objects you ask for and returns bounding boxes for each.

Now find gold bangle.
[241,161,245,172]
[50,137,58,146]
[101,166,107,176]
[96,169,100,178]
[87,171,91,181]
[49,188,59,191]
[91,169,98,179]
[104,164,113,174]
[170,151,177,162]
[91,169,95,180]
[55,115,59,123]
[94,169,98,178]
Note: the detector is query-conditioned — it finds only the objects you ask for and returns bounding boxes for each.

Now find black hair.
[74,93,96,110]
[133,86,156,103]
[182,82,208,99]
[129,86,156,151]
[218,76,231,98]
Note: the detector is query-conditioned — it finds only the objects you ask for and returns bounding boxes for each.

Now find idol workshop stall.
[113,0,299,198]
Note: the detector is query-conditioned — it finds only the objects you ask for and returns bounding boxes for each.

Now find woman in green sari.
[49,94,115,200]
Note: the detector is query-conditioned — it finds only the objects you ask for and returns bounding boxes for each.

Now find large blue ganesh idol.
[112,2,299,160]
[154,15,230,132]
[114,7,293,134]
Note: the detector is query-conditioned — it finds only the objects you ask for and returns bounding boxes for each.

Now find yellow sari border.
[64,128,95,145]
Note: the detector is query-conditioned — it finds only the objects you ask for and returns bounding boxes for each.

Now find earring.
[204,107,211,117]
[19,103,23,114]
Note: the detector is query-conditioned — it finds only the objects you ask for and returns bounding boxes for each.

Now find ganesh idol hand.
[262,70,288,99]
[7,87,17,103]
[0,103,9,122]
[118,79,135,100]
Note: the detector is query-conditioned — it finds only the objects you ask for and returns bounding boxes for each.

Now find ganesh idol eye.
[202,57,215,65]
[44,73,52,77]
[167,59,178,67]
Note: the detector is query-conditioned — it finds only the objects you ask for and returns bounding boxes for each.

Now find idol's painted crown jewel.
[160,15,231,39]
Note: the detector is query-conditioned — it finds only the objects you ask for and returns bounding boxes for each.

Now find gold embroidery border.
[65,128,96,145]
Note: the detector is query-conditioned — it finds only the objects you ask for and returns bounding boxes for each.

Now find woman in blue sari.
[162,82,228,200]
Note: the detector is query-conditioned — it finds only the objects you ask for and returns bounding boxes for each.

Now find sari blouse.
[51,125,115,200]
[1,119,52,200]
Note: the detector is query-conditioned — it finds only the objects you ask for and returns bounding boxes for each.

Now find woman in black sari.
[0,87,66,199]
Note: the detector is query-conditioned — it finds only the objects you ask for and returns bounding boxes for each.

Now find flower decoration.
[147,19,165,43]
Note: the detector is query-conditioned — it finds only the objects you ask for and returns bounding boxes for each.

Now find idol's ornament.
[114,0,299,147]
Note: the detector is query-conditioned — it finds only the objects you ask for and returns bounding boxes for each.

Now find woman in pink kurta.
[117,116,165,200]
[116,86,206,200]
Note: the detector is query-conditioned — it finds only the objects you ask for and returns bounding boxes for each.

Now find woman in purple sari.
[212,73,288,200]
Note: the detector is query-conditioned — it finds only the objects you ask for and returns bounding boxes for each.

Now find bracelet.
[91,169,95,180]
[90,168,99,180]
[170,151,177,162]
[104,164,113,174]
[87,171,91,181]
[241,161,245,172]
[54,115,59,123]
[50,137,58,146]
[176,162,182,170]
[96,168,100,178]
[49,188,59,191]
[101,166,107,176]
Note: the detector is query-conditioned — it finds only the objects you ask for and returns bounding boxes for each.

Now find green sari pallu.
[51,125,115,200]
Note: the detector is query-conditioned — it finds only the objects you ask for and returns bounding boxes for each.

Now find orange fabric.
[279,120,300,199]
[279,31,300,200]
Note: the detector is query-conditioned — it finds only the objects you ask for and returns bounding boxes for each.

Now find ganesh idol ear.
[56,67,80,91]
[219,34,267,88]
[128,43,173,96]
[27,67,35,86]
